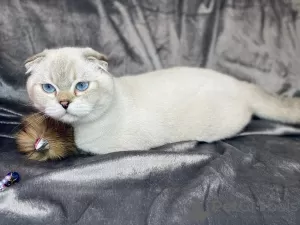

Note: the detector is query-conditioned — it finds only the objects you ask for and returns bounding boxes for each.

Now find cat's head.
[25,47,114,124]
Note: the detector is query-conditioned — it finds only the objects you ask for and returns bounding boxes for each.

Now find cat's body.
[75,67,253,153]
[25,47,300,154]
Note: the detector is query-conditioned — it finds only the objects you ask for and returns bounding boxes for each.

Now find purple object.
[0,172,20,191]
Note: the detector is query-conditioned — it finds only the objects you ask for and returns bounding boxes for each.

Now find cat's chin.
[60,113,79,124]
[44,108,82,124]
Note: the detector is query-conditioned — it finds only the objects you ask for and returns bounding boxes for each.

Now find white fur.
[26,47,300,154]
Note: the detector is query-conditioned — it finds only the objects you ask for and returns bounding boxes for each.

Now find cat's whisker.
[0,107,24,117]
[16,101,35,107]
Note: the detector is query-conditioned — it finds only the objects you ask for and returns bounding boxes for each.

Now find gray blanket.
[1,0,300,224]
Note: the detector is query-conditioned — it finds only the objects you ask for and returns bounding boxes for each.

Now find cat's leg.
[173,96,253,143]
[198,102,253,142]
[245,83,300,124]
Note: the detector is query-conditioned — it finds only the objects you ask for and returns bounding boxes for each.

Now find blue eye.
[42,84,56,93]
[75,82,89,91]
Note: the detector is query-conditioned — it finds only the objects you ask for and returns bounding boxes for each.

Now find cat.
[25,47,300,154]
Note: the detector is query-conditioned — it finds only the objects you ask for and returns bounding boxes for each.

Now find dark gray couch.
[1,0,300,224]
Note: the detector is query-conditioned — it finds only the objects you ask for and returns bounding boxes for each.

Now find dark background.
[1,0,300,224]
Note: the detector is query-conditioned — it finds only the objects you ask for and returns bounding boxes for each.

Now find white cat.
[25,47,300,154]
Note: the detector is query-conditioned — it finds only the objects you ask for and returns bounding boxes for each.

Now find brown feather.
[15,113,76,161]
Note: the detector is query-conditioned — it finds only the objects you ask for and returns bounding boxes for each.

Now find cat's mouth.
[44,106,89,123]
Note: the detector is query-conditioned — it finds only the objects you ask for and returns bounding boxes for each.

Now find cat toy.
[16,113,77,161]
[0,172,20,192]
[35,138,50,151]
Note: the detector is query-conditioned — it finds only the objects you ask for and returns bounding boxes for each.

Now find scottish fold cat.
[25,47,300,154]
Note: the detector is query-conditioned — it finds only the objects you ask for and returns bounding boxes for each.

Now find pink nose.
[60,101,69,109]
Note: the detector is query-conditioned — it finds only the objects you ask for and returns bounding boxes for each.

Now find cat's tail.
[245,83,300,124]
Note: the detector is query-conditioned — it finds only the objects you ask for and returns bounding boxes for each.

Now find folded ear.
[24,51,46,74]
[83,48,108,71]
